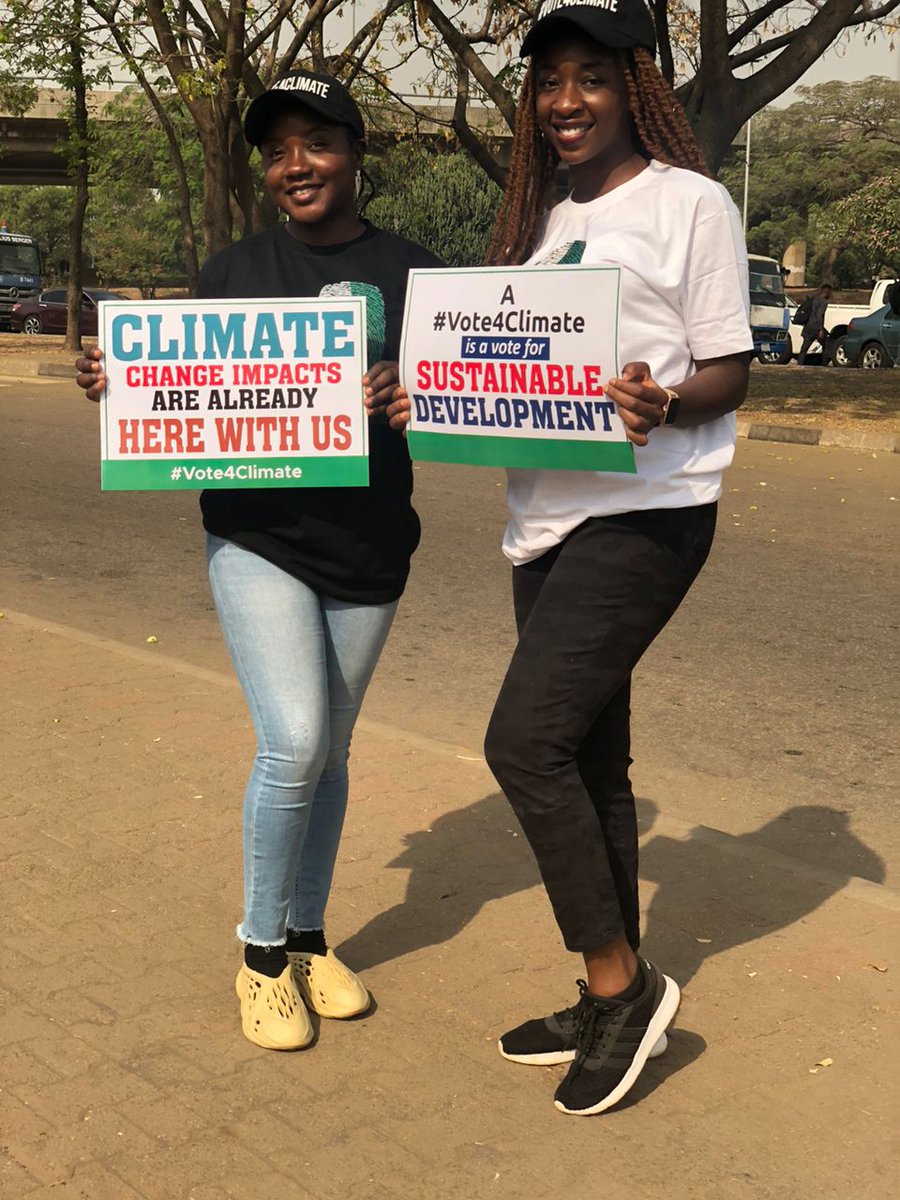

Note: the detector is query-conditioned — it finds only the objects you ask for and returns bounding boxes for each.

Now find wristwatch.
[660,388,680,426]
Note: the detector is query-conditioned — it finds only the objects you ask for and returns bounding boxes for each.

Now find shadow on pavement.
[338,793,885,985]
[638,798,886,988]
[611,1027,708,1112]
[337,790,539,972]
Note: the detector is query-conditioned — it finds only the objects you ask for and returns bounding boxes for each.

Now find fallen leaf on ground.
[695,937,712,944]
[815,1057,833,1068]
[146,635,159,644]
[867,962,888,973]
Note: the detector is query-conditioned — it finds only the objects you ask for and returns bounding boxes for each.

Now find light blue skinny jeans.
[207,534,397,946]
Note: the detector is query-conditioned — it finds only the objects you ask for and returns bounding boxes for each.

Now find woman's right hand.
[386,386,411,433]
[75,347,106,403]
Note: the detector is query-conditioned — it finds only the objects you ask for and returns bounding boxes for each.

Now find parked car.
[834,304,900,369]
[766,283,897,365]
[10,288,124,335]
[818,279,895,346]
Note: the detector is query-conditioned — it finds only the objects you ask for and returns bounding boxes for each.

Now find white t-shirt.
[503,160,754,564]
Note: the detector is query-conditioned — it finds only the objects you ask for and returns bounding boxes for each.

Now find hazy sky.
[345,9,899,108]
[94,8,899,108]
[776,26,898,104]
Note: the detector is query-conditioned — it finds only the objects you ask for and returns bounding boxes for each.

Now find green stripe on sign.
[408,432,635,473]
[101,457,369,491]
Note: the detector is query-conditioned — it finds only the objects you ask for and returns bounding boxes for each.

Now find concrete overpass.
[0,90,122,186]
[0,88,509,187]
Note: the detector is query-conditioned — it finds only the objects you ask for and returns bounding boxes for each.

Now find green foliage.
[0,186,73,282]
[719,77,900,285]
[88,195,185,295]
[0,0,112,94]
[94,88,203,209]
[87,88,202,291]
[0,88,204,290]
[366,142,501,267]
[812,171,900,284]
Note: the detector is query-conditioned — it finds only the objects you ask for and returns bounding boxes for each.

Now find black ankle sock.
[244,943,288,978]
[285,928,327,956]
[611,967,645,1003]
[587,966,645,1004]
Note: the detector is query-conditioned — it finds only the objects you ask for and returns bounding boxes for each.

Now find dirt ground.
[745,364,900,432]
[1,334,898,433]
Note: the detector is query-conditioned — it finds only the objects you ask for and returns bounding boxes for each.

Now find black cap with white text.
[244,70,365,147]
[520,0,657,58]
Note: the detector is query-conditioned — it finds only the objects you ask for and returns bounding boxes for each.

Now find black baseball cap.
[520,0,657,58]
[244,70,365,147]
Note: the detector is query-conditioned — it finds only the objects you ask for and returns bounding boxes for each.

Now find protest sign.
[99,297,368,490]
[400,265,634,473]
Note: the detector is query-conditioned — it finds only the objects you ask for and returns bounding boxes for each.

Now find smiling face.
[533,32,642,199]
[260,108,364,244]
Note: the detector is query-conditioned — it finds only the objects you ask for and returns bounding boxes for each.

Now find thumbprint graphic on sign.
[536,240,587,266]
[320,280,386,364]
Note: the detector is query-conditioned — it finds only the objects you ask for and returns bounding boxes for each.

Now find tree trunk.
[197,99,234,259]
[689,0,866,172]
[95,6,200,291]
[168,128,200,292]
[64,2,89,354]
[229,103,262,237]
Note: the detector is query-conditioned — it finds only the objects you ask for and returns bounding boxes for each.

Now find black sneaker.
[498,982,668,1067]
[553,960,680,1115]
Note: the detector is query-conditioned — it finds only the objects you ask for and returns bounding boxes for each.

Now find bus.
[0,231,42,329]
[748,254,790,363]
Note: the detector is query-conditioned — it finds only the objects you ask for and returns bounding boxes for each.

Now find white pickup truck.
[780,279,895,364]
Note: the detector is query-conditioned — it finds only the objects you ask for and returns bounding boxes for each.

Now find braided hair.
[487,47,709,266]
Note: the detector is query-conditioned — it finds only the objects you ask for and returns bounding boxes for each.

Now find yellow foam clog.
[288,949,371,1019]
[235,963,313,1050]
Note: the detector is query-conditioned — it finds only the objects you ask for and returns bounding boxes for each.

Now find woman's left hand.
[364,360,400,416]
[605,361,668,447]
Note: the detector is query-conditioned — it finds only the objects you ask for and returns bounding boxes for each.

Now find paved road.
[3,377,898,882]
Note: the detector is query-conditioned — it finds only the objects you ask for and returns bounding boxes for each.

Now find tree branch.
[727,0,793,50]
[700,0,731,88]
[244,0,298,60]
[730,0,900,70]
[734,0,871,121]
[452,59,506,187]
[273,0,337,80]
[417,0,518,129]
[653,0,674,86]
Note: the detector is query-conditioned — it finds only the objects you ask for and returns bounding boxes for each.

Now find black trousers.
[484,504,717,952]
[797,329,819,364]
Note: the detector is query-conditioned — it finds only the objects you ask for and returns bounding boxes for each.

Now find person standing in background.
[797,284,832,365]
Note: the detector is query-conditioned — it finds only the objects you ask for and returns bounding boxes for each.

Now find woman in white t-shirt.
[392,0,752,1116]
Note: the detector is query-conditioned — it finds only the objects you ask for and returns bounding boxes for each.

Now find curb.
[16,362,900,454]
[735,417,899,454]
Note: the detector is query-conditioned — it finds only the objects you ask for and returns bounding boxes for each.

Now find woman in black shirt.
[76,71,441,1051]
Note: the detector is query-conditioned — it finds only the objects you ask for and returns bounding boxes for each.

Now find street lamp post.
[742,115,752,235]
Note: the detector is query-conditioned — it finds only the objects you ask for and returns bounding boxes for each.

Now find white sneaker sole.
[553,974,681,1115]
[498,1030,667,1066]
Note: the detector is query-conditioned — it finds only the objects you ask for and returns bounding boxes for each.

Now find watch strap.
[661,388,680,426]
